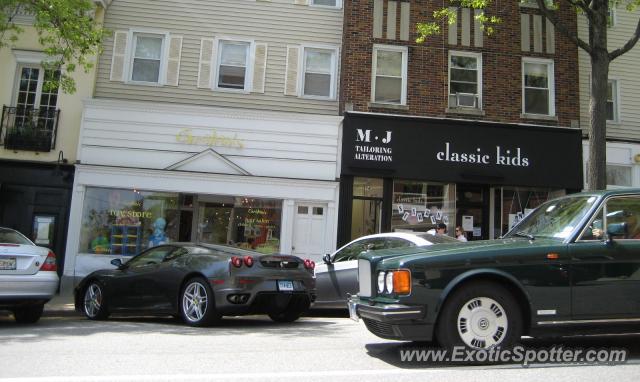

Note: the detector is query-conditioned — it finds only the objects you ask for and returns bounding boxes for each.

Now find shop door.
[292,204,327,259]
[456,184,489,241]
[351,199,382,240]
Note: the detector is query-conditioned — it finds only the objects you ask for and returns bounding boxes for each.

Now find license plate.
[277,280,294,291]
[348,299,359,322]
[0,257,16,270]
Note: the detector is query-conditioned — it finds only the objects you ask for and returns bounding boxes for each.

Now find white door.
[292,204,327,260]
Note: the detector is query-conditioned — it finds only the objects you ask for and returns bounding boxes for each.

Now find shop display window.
[197,197,281,254]
[391,181,454,232]
[80,187,179,255]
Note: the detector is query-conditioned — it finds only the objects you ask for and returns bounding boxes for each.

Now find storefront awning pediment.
[165,148,251,176]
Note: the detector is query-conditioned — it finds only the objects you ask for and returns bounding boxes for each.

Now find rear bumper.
[0,272,59,308]
[351,298,434,341]
[213,277,315,314]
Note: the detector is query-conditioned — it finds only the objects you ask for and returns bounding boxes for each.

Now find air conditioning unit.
[456,93,478,108]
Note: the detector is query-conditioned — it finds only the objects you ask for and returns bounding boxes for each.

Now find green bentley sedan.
[349,189,640,350]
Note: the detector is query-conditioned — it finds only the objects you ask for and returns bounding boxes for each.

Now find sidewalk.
[43,293,78,317]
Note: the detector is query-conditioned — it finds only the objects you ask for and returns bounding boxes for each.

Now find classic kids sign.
[341,113,583,189]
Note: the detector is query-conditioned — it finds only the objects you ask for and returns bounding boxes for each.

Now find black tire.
[436,281,523,351]
[268,296,310,323]
[179,277,220,327]
[13,304,44,324]
[83,281,110,320]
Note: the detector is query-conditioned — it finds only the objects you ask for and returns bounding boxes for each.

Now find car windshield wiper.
[514,231,535,240]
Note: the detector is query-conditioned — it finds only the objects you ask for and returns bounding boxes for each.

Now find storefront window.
[197,197,281,254]
[495,187,565,238]
[392,181,454,233]
[80,187,179,255]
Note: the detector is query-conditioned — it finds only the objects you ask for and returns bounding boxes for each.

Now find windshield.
[0,228,33,245]
[503,195,599,240]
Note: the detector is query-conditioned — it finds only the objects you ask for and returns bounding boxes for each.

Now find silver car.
[313,232,458,309]
[0,227,59,323]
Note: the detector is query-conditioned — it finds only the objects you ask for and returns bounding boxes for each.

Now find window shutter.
[252,43,268,93]
[284,46,300,96]
[197,38,215,89]
[294,0,309,5]
[165,35,183,86]
[110,31,129,82]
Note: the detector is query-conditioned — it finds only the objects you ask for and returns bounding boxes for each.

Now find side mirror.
[323,253,332,265]
[110,258,123,268]
[607,222,628,239]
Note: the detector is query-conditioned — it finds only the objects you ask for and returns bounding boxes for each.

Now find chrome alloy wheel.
[457,297,508,349]
[84,283,103,318]
[182,282,209,323]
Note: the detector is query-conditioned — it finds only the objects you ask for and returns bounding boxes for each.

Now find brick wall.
[340,0,580,127]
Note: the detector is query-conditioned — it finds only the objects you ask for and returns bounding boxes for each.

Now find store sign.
[353,128,393,163]
[436,142,530,167]
[176,128,244,149]
[341,113,583,189]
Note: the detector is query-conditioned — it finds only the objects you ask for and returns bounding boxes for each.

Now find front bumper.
[349,296,434,341]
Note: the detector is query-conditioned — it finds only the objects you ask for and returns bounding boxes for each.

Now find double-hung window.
[607,80,618,122]
[449,52,482,108]
[522,58,555,116]
[372,45,408,105]
[216,40,251,91]
[130,33,165,83]
[311,0,342,7]
[302,47,337,99]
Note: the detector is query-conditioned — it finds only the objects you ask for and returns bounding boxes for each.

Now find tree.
[0,0,108,94]
[418,0,640,190]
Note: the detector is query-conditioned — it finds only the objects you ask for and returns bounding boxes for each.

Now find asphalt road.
[0,312,639,382]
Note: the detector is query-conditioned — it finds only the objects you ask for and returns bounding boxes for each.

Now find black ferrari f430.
[74,243,316,326]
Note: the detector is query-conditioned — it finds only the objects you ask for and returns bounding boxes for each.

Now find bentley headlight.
[385,271,394,293]
[377,271,386,293]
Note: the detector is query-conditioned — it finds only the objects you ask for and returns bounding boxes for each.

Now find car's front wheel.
[436,281,523,350]
[179,277,220,327]
[13,304,44,324]
[83,281,110,320]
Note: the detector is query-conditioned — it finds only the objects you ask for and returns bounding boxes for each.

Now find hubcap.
[84,283,102,318]
[457,297,508,349]
[182,282,208,322]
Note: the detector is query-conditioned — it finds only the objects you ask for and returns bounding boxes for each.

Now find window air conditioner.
[456,93,477,108]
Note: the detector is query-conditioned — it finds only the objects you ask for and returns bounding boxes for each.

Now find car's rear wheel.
[268,295,310,323]
[13,304,44,324]
[436,281,522,350]
[180,277,220,327]
[83,281,110,320]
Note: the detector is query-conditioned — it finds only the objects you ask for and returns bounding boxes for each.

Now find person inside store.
[436,223,447,236]
[455,226,468,242]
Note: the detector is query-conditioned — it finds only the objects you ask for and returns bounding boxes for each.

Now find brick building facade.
[337,0,584,246]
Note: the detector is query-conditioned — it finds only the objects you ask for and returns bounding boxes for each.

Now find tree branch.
[536,0,593,54]
[610,16,640,60]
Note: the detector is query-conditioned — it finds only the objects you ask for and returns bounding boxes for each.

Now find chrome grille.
[358,259,372,297]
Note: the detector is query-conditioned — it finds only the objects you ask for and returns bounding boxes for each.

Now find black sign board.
[341,112,583,189]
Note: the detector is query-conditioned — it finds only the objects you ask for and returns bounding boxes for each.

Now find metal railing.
[0,105,60,152]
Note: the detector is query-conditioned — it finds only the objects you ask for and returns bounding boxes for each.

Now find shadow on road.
[365,334,640,369]
[0,312,345,343]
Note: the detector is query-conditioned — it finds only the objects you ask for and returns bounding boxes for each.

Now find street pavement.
[0,297,638,382]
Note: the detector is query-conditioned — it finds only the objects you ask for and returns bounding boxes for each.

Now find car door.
[317,237,416,306]
[109,245,177,310]
[569,195,640,319]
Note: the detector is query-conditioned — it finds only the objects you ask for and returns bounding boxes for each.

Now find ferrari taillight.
[303,259,315,270]
[243,256,254,267]
[40,251,57,272]
[231,256,243,268]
